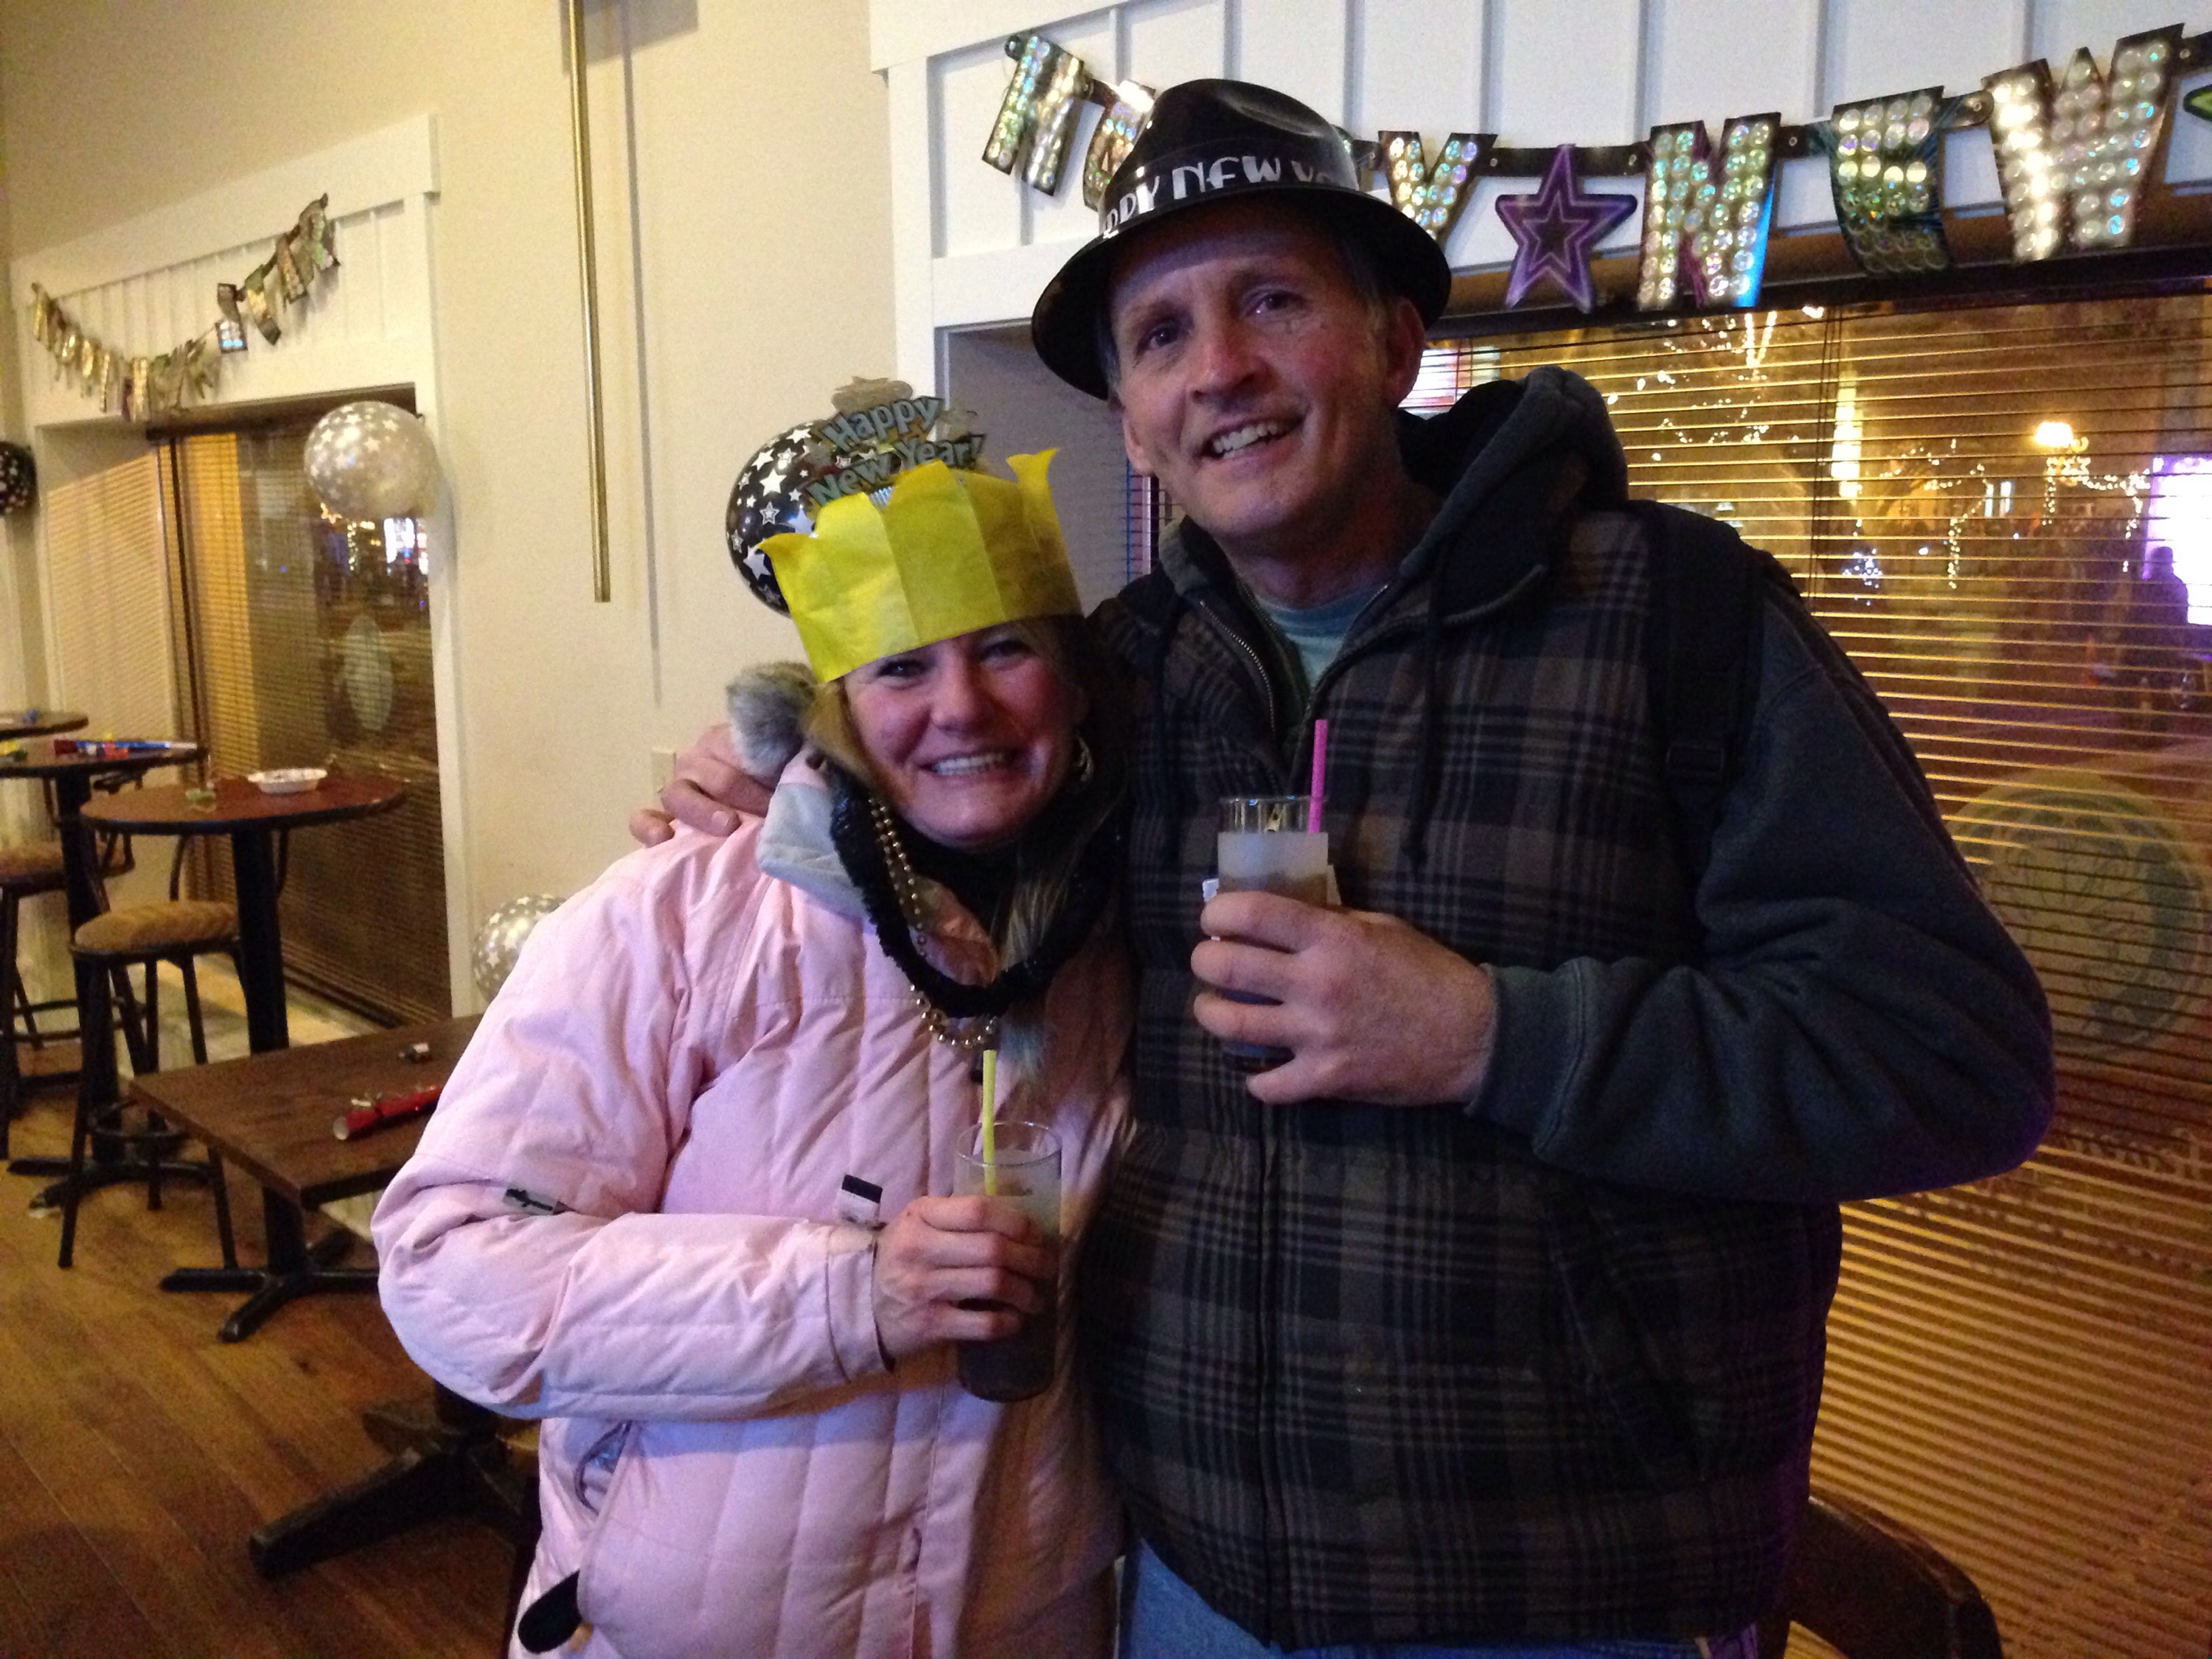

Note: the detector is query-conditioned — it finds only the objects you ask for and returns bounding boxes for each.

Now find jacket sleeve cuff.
[1469,960,1582,1141]
[823,1222,891,1384]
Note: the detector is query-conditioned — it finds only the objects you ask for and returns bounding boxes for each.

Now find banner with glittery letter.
[1983,25,2182,260]
[1637,116,1779,310]
[1377,131,1489,245]
[982,33,1093,195]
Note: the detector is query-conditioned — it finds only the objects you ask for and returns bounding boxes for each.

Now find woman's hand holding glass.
[871,1196,1058,1362]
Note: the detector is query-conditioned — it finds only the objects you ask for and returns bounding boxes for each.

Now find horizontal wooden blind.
[23,448,176,984]
[163,424,449,1025]
[1424,293,2212,1658]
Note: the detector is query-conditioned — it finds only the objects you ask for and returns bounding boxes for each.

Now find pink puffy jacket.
[373,762,1129,1659]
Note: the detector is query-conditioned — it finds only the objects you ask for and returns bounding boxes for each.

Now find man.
[642,80,2053,1658]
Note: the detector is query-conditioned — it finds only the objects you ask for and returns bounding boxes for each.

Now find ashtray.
[248,767,328,795]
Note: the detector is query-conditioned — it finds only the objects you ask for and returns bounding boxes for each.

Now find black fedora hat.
[1030,79,1453,398]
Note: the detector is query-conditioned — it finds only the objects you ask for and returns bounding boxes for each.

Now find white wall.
[0,1,895,996]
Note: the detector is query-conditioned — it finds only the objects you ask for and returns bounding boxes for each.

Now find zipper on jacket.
[1189,588,1290,748]
[1183,579,1374,1637]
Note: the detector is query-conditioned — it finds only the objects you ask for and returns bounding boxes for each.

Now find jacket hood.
[756,754,863,921]
[1400,365,1627,576]
[721,661,863,918]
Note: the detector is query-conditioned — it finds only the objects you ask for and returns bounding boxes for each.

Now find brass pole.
[566,0,612,602]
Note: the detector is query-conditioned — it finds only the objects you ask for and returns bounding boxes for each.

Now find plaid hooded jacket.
[1082,367,2053,1648]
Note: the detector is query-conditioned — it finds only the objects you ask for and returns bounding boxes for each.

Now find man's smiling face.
[1105,201,1425,596]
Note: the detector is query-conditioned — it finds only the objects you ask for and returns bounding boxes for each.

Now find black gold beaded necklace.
[827,773,1122,1053]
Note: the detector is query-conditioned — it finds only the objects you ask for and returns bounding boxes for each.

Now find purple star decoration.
[1495,145,1638,313]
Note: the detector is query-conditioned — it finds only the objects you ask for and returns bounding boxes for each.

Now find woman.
[375,453,1130,1659]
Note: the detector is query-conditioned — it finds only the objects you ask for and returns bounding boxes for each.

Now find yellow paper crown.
[764,451,1081,682]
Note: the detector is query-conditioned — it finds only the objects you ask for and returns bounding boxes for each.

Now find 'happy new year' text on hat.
[1029,79,1453,398]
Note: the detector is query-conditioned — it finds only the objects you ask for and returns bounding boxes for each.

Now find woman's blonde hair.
[803,616,1130,1088]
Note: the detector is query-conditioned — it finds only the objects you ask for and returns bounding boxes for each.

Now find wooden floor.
[0,1074,515,1657]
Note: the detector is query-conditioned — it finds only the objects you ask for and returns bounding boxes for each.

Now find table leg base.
[25,1156,211,1208]
[163,1231,375,1342]
[249,1389,538,1579]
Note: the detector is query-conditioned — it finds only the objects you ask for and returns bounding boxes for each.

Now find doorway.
[157,408,449,1024]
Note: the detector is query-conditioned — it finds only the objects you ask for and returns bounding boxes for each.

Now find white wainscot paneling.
[1492,0,1637,142]
[1231,0,1348,119]
[2031,0,2203,62]
[1124,0,1227,89]
[1355,0,1481,138]
[1824,0,2026,106]
[1450,177,1517,268]
[936,37,1030,258]
[1768,157,1832,232]
[14,116,437,432]
[1644,0,1820,128]
[19,202,422,432]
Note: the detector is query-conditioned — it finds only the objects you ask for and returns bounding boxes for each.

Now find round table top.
[0,709,88,740]
[0,735,201,781]
[80,770,407,833]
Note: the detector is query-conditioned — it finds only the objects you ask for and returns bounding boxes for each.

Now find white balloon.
[471,894,566,1001]
[305,400,442,520]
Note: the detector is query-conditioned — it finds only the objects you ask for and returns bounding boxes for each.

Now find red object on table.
[333,1082,441,1141]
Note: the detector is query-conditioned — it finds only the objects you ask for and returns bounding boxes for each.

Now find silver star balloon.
[471,894,566,1001]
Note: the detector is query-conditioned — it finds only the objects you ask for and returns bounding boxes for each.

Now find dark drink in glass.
[952,1120,1060,1402]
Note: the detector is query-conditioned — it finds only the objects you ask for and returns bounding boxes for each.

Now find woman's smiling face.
[843,624,1085,851]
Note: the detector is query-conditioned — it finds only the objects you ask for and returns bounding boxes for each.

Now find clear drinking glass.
[951,1121,1060,1402]
[1218,794,1332,902]
[1212,795,1332,1063]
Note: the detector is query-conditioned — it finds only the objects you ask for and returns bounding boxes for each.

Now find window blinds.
[161,421,449,1026]
[1419,293,2212,1659]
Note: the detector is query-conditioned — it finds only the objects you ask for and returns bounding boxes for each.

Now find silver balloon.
[305,400,442,521]
[471,894,566,1001]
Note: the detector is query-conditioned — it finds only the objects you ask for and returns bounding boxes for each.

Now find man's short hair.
[1093,206,1396,400]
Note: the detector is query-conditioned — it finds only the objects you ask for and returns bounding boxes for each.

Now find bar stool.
[1,841,69,1157]
[61,838,240,1267]
[1,820,136,1158]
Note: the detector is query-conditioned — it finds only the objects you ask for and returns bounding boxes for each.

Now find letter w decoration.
[1983,24,2183,260]
[1636,116,1780,311]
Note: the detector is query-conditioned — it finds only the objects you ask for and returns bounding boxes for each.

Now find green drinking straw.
[980,1048,999,1197]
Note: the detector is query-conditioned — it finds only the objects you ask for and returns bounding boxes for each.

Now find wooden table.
[128,1015,532,1578]
[83,771,407,1054]
[0,708,88,740]
[133,1012,476,1342]
[1,737,206,1216]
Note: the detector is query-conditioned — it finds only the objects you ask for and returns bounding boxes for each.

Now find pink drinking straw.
[1307,720,1329,833]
